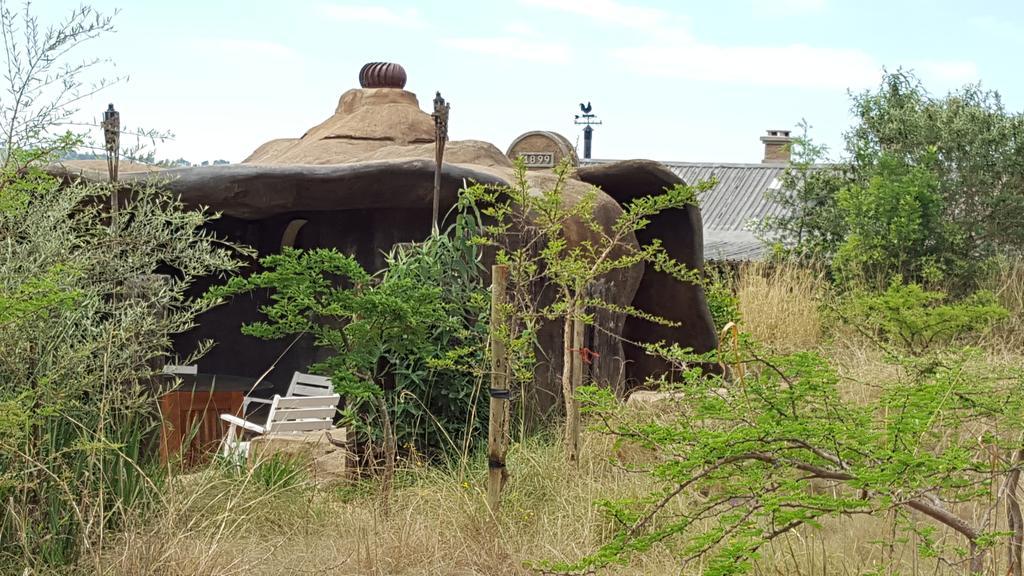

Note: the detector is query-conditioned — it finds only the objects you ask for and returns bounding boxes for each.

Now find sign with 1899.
[518,152,555,168]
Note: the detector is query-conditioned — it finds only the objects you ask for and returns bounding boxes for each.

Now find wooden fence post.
[487,264,510,515]
[566,303,584,464]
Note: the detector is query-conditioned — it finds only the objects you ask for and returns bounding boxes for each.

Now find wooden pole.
[487,264,510,515]
[431,92,449,236]
[102,104,120,221]
[566,303,584,464]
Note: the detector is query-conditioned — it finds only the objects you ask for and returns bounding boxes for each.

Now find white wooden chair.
[241,371,334,415]
[219,393,340,460]
[162,364,198,375]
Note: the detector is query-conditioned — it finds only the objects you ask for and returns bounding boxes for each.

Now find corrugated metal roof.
[661,162,788,232]
[582,160,788,233]
[703,229,771,262]
[582,159,790,260]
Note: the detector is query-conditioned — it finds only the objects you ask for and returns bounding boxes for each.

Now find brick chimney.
[760,129,792,163]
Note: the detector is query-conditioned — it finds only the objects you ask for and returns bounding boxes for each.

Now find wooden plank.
[274,394,339,409]
[268,420,333,433]
[290,383,334,397]
[271,406,336,420]
[159,389,242,468]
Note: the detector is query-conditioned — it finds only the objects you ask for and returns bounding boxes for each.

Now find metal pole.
[574,103,601,161]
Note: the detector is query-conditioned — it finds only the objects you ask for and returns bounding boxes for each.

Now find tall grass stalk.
[736,260,826,352]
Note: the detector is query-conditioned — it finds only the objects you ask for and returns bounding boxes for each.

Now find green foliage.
[460,160,708,458]
[549,289,1018,575]
[838,279,1008,355]
[250,454,307,491]
[761,70,1024,289]
[703,265,741,330]
[382,210,490,456]
[758,120,850,263]
[209,210,490,460]
[0,168,245,571]
[832,153,952,286]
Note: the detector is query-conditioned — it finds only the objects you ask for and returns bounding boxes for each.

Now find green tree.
[208,209,491,503]
[0,4,244,570]
[758,121,850,262]
[832,152,951,286]
[465,161,707,462]
[548,287,1019,575]
[762,70,1024,288]
[0,173,245,572]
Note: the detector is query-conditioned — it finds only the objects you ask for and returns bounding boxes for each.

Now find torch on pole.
[101,103,120,224]
[431,91,450,236]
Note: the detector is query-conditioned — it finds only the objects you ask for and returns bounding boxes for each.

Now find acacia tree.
[207,210,491,508]
[548,282,1016,576]
[465,161,709,462]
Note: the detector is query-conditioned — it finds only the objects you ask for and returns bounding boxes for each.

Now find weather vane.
[574,101,601,160]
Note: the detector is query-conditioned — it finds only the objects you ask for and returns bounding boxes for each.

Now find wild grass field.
[81,260,1024,576]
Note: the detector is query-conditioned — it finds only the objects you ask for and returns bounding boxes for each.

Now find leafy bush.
[837,279,1008,355]
[0,171,244,571]
[761,71,1024,289]
[548,287,1016,575]
[209,210,490,473]
[703,265,741,330]
[832,153,952,287]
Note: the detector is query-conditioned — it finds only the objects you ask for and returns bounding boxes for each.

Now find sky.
[36,0,1024,165]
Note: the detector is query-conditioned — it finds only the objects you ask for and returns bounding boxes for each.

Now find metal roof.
[583,159,789,260]
[703,229,771,262]
[660,161,787,232]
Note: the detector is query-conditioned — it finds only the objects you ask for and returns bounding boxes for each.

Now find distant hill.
[60,150,230,167]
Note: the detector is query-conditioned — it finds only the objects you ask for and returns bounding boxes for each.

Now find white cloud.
[441,36,570,64]
[318,4,426,29]
[504,21,538,37]
[193,38,296,61]
[519,0,669,30]
[615,40,880,90]
[912,60,979,85]
[751,0,826,14]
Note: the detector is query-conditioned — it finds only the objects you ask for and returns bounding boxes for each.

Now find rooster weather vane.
[574,101,601,160]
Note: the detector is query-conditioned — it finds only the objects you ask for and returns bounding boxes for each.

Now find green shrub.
[837,279,1008,355]
[251,454,307,491]
[553,324,1020,575]
[0,174,244,572]
[208,208,490,468]
[703,265,741,330]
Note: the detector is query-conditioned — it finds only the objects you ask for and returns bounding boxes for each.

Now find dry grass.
[99,436,684,576]
[93,431,1000,576]
[736,261,827,352]
[89,261,1024,576]
[981,256,1024,352]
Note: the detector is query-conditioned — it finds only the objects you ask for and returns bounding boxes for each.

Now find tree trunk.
[1007,450,1024,576]
[561,307,576,463]
[376,395,395,516]
[563,301,583,464]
